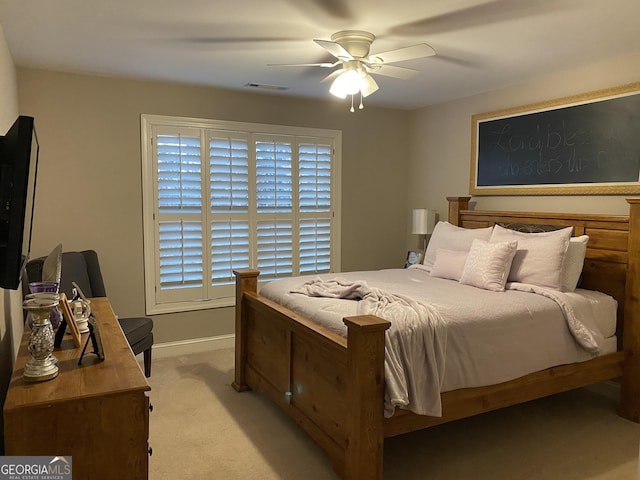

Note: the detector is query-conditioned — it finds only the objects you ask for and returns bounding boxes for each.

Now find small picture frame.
[88,315,105,361]
[405,250,422,268]
[58,292,82,348]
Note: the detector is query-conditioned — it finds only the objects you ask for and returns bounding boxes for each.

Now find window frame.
[141,114,342,314]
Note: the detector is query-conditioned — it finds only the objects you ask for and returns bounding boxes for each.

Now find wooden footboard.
[233,269,390,478]
[233,197,640,480]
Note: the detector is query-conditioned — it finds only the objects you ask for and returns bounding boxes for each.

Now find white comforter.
[259,265,618,418]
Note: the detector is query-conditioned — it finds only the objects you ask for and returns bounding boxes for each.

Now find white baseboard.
[151,334,235,359]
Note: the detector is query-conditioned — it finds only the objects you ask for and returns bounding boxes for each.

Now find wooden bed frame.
[233,196,640,479]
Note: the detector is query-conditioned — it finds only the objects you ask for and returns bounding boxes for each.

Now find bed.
[232,196,640,479]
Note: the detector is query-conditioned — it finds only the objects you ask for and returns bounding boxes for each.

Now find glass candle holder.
[28,281,61,329]
[23,292,60,382]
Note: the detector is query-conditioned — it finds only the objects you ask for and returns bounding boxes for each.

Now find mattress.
[259,266,618,417]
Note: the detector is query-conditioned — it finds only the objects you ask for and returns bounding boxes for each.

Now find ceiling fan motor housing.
[330,30,375,59]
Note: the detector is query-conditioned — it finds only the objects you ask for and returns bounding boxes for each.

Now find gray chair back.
[24,250,107,299]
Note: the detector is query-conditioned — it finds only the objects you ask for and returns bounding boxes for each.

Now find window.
[141,115,341,314]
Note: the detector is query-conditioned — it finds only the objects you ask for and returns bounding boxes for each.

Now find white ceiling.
[1,0,639,110]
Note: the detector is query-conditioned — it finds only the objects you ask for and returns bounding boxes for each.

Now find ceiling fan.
[271,30,436,110]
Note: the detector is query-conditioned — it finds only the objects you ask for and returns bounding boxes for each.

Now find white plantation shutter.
[155,129,205,303]
[156,133,202,212]
[257,219,293,278]
[158,221,203,289]
[255,135,293,280]
[299,218,331,273]
[298,140,332,275]
[209,133,251,288]
[299,141,332,212]
[210,134,249,212]
[255,137,293,212]
[141,115,341,314]
[210,220,250,284]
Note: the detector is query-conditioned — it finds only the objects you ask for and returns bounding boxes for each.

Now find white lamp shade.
[329,66,379,99]
[329,69,361,98]
[412,209,436,235]
[360,74,379,97]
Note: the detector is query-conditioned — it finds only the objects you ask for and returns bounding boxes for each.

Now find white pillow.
[561,235,589,292]
[489,224,573,290]
[423,221,493,272]
[430,249,469,281]
[459,239,518,292]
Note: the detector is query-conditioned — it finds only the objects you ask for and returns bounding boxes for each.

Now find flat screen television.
[0,116,39,290]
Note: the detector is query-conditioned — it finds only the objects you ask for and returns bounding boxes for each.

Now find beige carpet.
[146,349,640,479]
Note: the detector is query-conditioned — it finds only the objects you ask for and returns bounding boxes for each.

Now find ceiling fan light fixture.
[360,73,378,98]
[329,62,379,101]
[329,68,362,98]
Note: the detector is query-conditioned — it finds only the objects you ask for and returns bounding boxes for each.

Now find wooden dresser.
[3,297,151,480]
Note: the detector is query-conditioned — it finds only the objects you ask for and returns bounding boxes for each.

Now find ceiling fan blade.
[163,21,314,47]
[389,0,566,36]
[291,0,354,20]
[367,64,418,79]
[369,43,436,64]
[320,69,342,83]
[268,61,338,68]
[314,39,353,60]
[186,36,303,44]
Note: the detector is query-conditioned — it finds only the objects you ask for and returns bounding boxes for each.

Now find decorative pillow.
[430,249,469,281]
[561,235,589,292]
[459,239,518,292]
[423,222,493,272]
[489,224,573,290]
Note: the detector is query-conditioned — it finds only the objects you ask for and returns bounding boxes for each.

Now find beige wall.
[407,52,640,246]
[15,52,640,348]
[0,23,20,454]
[0,29,18,126]
[17,69,411,344]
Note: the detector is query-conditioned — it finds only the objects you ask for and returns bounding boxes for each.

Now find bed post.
[620,199,640,421]
[343,315,391,480]
[232,269,259,392]
[447,196,471,225]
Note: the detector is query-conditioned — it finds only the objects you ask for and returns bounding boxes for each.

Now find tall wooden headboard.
[447,196,640,350]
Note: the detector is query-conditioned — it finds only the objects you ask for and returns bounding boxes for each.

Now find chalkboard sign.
[470,83,640,195]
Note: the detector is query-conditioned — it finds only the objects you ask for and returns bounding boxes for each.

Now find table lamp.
[412,208,436,251]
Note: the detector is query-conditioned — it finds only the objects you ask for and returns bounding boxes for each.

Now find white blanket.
[293,278,447,417]
[261,267,617,418]
[506,282,603,354]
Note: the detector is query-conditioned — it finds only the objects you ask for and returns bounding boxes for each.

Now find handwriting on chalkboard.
[471,85,640,195]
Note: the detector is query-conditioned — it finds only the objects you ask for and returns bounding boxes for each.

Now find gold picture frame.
[470,82,640,195]
[59,293,82,348]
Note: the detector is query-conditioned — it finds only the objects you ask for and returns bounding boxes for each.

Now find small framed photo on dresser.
[58,292,82,348]
[405,250,422,268]
[88,315,105,360]
[78,315,105,365]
